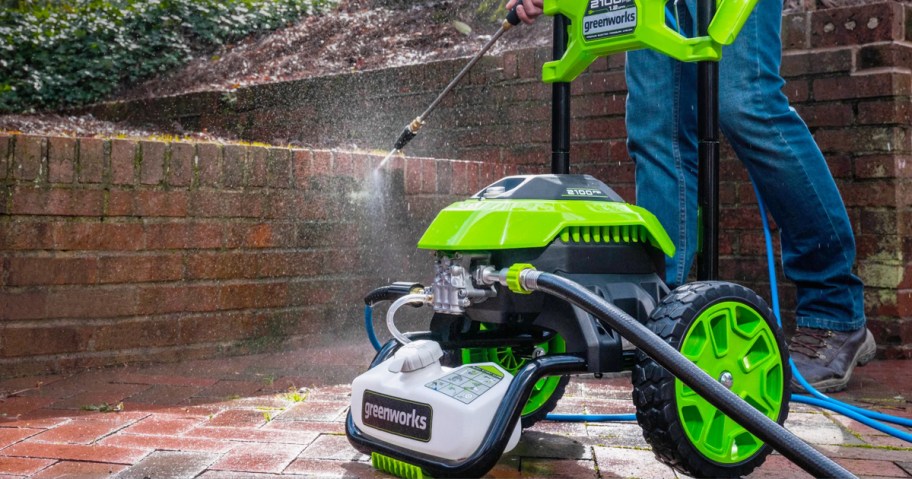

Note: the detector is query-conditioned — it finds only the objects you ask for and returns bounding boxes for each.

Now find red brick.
[813,72,911,101]
[267,148,292,188]
[814,126,907,155]
[186,221,224,249]
[31,461,127,478]
[1,442,150,464]
[782,12,809,50]
[137,284,220,315]
[122,417,202,436]
[292,149,313,187]
[222,144,246,188]
[225,222,293,249]
[219,282,288,310]
[185,252,258,280]
[854,155,901,179]
[97,434,229,453]
[0,290,48,320]
[110,139,137,185]
[168,142,195,187]
[178,313,262,343]
[575,71,627,95]
[0,457,55,476]
[248,146,268,187]
[77,138,106,184]
[221,191,265,218]
[810,2,905,48]
[196,143,221,187]
[296,434,363,460]
[781,48,853,77]
[332,150,353,177]
[313,150,332,175]
[30,419,122,444]
[98,254,183,284]
[12,135,46,182]
[46,286,137,319]
[106,189,134,216]
[857,42,912,71]
[1,325,93,357]
[0,427,42,448]
[784,78,810,103]
[207,409,268,428]
[857,99,912,125]
[143,222,187,250]
[139,141,166,185]
[794,102,854,128]
[93,318,180,350]
[420,159,437,193]
[47,137,77,184]
[9,187,105,217]
[404,157,421,194]
[210,442,305,473]
[7,256,98,286]
[52,221,145,251]
[285,458,380,477]
[0,134,10,180]
[135,190,189,217]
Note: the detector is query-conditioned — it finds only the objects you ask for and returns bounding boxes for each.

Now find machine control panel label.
[425,365,504,404]
[583,0,637,41]
[362,390,433,442]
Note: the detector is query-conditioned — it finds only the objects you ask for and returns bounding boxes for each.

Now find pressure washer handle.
[505,0,524,26]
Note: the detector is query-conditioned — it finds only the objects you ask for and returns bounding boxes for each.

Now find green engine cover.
[417,198,675,257]
[542,0,760,83]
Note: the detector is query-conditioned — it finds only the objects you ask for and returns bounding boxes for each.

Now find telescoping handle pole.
[552,15,571,175]
[697,0,720,281]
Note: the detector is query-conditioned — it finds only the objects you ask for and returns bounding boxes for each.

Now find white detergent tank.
[350,340,522,461]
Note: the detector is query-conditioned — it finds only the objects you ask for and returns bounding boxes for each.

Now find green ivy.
[0,0,336,113]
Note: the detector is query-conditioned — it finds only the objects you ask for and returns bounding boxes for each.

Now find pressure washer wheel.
[461,325,569,429]
[632,281,791,478]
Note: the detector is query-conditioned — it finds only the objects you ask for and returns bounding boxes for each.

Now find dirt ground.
[0,0,549,140]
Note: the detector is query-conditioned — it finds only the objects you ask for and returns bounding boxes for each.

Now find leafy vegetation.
[0,0,335,112]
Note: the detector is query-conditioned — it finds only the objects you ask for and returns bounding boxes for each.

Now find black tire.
[632,281,791,478]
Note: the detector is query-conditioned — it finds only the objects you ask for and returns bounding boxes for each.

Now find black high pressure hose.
[505,269,856,479]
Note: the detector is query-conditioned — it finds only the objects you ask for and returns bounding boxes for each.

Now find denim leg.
[716,0,865,330]
[626,3,698,287]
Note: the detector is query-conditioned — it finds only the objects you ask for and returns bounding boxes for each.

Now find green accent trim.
[477,364,505,378]
[417,199,675,258]
[506,263,535,295]
[675,301,785,464]
[371,453,427,479]
[540,0,759,83]
[462,330,566,417]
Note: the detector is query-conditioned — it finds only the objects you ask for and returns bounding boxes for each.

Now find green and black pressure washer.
[346,0,858,478]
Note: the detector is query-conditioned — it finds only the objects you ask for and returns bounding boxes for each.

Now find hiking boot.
[789,327,876,393]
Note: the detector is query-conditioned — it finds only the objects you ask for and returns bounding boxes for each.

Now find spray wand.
[380,2,525,165]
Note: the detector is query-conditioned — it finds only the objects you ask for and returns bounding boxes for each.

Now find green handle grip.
[709,0,759,45]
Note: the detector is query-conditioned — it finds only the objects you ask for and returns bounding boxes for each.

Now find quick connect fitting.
[506,263,538,295]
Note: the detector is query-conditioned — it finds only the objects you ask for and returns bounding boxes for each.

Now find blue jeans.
[625,0,865,331]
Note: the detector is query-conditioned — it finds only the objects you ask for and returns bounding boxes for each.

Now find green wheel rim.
[462,330,566,417]
[675,301,785,464]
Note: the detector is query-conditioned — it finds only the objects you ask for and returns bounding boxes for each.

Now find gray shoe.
[789,327,876,393]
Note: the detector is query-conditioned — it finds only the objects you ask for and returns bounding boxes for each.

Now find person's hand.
[506,0,544,24]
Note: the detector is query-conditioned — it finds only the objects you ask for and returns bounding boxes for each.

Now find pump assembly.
[346,0,866,478]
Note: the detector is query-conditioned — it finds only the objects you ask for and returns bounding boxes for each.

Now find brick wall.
[83,2,912,357]
[0,134,511,378]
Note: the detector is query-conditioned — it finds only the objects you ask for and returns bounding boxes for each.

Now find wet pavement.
[0,344,910,478]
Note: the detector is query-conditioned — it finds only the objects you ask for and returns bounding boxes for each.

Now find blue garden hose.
[753,184,912,441]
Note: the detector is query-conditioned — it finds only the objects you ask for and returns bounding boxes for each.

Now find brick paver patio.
[1,343,910,478]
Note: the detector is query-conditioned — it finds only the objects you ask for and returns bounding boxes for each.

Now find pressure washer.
[345,0,900,477]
